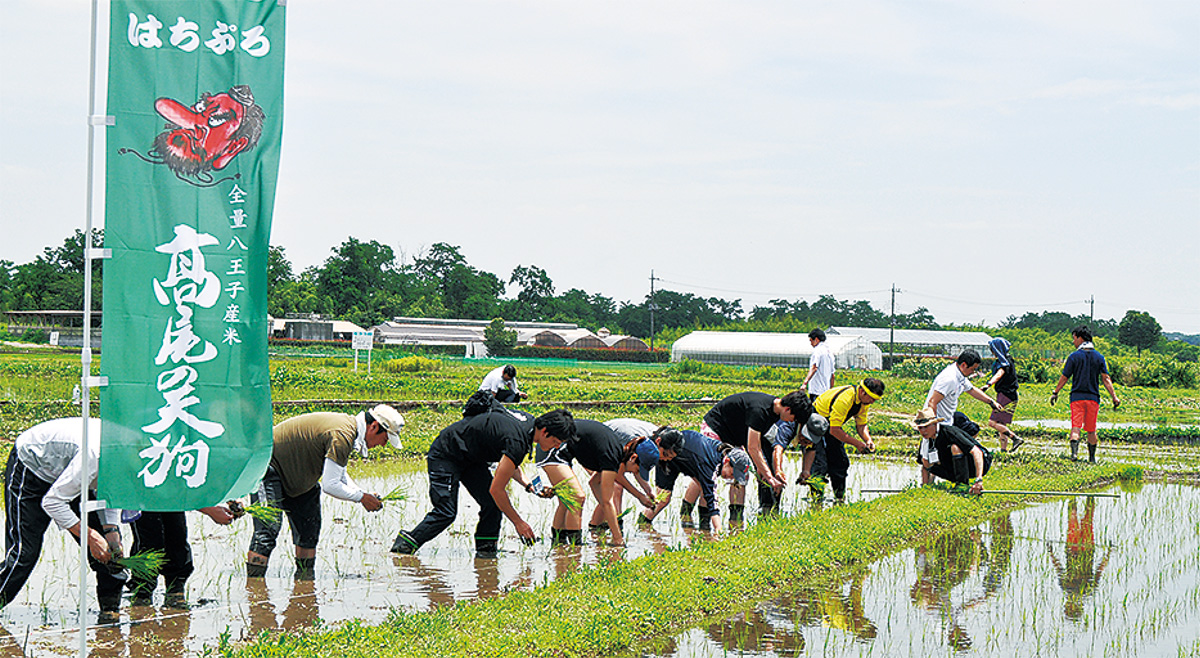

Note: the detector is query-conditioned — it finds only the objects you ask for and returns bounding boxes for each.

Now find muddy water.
[0,456,919,656]
[643,482,1200,658]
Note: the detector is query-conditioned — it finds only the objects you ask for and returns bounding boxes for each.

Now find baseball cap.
[725,449,752,486]
[800,414,830,445]
[635,440,660,480]
[371,404,405,451]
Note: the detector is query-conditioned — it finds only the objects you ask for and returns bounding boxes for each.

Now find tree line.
[1,231,1192,363]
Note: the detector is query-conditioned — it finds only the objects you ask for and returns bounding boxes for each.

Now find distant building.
[370,317,648,354]
[270,315,366,341]
[671,331,883,370]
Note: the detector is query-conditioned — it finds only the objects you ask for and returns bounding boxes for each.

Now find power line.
[654,276,888,299]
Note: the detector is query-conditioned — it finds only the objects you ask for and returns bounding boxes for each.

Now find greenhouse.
[827,326,993,360]
[670,331,883,369]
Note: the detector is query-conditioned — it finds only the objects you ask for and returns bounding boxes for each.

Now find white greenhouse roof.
[670,331,882,369]
[828,326,992,346]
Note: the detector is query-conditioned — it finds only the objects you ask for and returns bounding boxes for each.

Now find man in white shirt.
[802,329,836,399]
[925,349,1004,438]
[479,364,527,402]
[0,418,125,618]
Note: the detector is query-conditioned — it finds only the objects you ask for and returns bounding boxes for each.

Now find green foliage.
[887,358,947,380]
[381,356,442,374]
[483,318,517,357]
[1107,353,1198,389]
[1118,310,1162,356]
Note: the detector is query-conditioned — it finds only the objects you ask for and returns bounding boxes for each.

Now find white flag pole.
[80,0,103,653]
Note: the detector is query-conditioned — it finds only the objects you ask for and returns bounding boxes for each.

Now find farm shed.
[827,327,992,359]
[670,331,882,370]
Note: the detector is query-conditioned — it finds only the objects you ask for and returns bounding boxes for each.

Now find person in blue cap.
[980,337,1025,452]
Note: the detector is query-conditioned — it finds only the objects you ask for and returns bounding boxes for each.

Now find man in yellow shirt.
[807,378,885,501]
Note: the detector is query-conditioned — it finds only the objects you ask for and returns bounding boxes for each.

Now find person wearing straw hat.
[809,378,885,501]
[245,405,404,579]
[913,408,992,495]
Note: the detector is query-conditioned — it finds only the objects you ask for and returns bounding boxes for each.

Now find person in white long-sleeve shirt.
[245,405,404,578]
[0,417,125,617]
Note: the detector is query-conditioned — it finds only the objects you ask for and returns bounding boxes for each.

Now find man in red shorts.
[1050,326,1120,462]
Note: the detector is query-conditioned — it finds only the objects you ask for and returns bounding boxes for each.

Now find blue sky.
[2,1,1197,332]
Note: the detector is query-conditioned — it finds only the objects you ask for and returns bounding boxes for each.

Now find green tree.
[483,317,516,357]
[1118,310,1162,356]
[11,229,104,310]
[314,238,410,325]
[508,264,555,320]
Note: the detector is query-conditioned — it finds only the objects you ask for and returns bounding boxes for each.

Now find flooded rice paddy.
[0,455,918,656]
[640,482,1200,658]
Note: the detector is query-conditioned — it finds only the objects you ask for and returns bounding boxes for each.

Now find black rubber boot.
[680,500,696,528]
[566,529,584,545]
[246,562,268,578]
[728,504,745,523]
[1070,439,1080,460]
[1088,443,1097,462]
[698,515,712,531]
[294,557,316,580]
[475,538,499,559]
[391,530,419,555]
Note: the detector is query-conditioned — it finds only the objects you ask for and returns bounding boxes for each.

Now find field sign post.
[353,331,374,375]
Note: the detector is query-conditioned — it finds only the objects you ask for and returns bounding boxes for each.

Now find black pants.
[406,457,502,548]
[0,451,125,610]
[129,512,193,597]
[953,411,980,437]
[249,466,322,558]
[495,389,519,403]
[822,436,851,498]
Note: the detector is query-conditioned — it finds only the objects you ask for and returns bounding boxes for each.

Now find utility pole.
[889,284,898,370]
[1088,295,1094,323]
[649,270,658,352]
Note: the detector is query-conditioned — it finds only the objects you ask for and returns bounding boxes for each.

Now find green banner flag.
[99,0,285,510]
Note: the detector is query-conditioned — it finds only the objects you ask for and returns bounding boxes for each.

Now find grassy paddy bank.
[207,457,1135,658]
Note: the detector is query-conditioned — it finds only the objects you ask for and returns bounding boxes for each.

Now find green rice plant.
[381,484,408,502]
[551,480,583,512]
[654,490,672,504]
[226,499,283,524]
[116,550,166,581]
[617,506,634,519]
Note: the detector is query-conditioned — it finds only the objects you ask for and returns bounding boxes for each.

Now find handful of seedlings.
[381,484,408,503]
[551,481,583,513]
[116,550,167,581]
[227,500,284,524]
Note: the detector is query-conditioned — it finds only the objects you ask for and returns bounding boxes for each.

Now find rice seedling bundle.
[381,484,408,502]
[551,480,583,512]
[116,550,167,581]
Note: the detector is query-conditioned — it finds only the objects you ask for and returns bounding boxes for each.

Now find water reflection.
[655,483,1200,658]
[1047,497,1110,622]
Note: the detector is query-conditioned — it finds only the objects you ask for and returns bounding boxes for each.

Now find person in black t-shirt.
[980,337,1024,452]
[914,408,991,495]
[699,391,811,520]
[391,409,575,558]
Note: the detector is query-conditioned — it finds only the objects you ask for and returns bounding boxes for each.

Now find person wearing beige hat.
[914,408,991,495]
[245,405,404,578]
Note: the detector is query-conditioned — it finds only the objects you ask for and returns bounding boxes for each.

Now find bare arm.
[745,429,780,488]
[829,425,868,451]
[491,456,535,540]
[967,386,1003,411]
[1101,374,1120,408]
[969,447,985,495]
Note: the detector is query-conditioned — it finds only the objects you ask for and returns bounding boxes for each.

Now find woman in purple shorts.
[981,338,1024,452]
